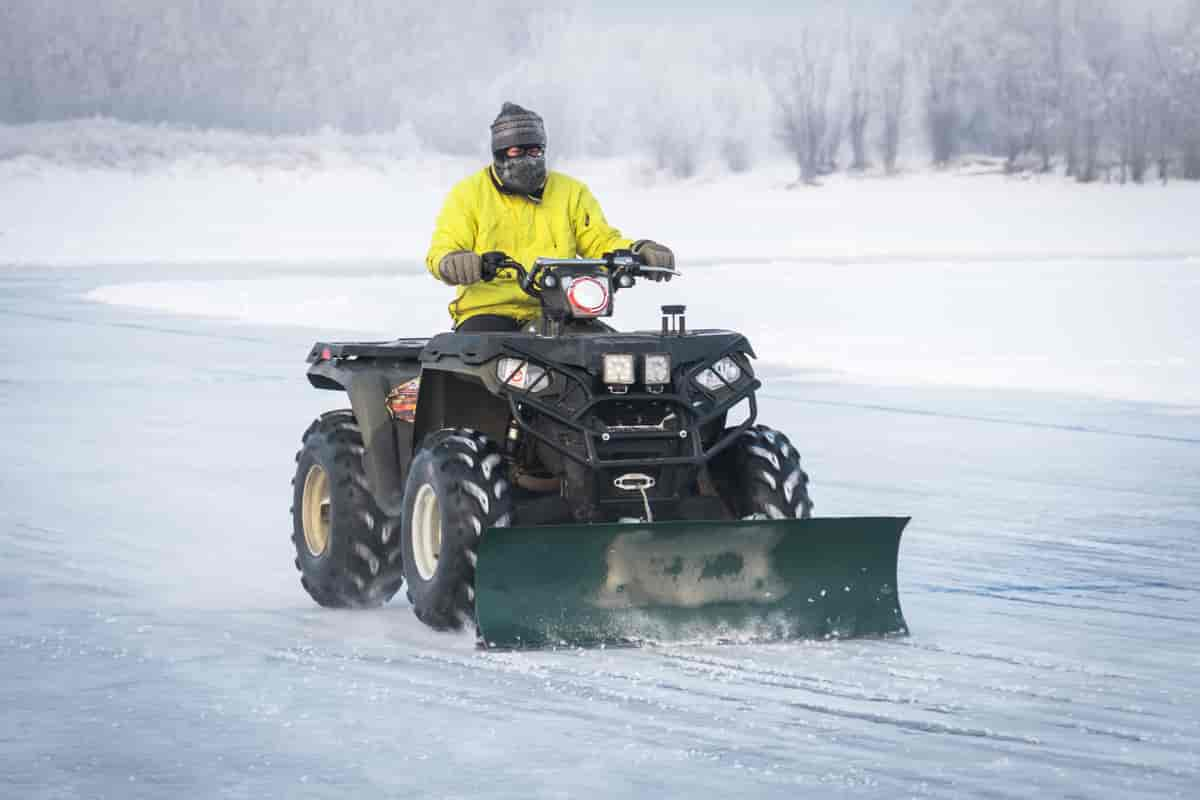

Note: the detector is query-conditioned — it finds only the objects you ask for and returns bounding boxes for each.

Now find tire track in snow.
[654,649,1192,772]
[923,586,1198,623]
[656,649,1175,747]
[261,642,829,773]
[888,640,1141,680]
[657,650,965,715]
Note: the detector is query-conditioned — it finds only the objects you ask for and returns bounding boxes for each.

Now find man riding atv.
[287,103,910,647]
[426,102,676,332]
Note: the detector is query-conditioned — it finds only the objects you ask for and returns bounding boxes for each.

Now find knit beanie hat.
[490,102,547,153]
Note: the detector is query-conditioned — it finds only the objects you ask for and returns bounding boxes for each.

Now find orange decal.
[386,378,420,423]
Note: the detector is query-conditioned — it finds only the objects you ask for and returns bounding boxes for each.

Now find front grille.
[502,342,760,470]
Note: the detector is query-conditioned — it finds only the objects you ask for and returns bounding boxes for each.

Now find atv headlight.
[695,357,742,391]
[602,353,636,385]
[497,358,551,392]
[565,276,611,318]
[644,354,671,385]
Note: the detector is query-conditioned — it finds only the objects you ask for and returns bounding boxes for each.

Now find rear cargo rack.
[306,338,429,363]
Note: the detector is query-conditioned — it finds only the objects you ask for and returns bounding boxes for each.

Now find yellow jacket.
[425,166,633,324]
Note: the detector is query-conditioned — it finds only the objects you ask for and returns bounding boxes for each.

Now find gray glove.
[632,240,675,281]
[438,250,483,285]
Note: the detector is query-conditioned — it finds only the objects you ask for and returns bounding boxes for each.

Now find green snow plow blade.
[475,517,909,649]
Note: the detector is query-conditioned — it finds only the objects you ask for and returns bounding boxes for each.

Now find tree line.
[1,0,1198,183]
[772,0,1200,183]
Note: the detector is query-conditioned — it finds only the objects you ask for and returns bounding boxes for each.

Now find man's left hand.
[633,240,675,281]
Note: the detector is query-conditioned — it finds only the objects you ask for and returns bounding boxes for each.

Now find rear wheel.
[712,425,813,519]
[401,429,513,631]
[291,411,404,607]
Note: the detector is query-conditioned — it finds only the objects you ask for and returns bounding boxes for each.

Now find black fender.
[346,371,408,517]
[412,368,511,454]
[306,357,418,517]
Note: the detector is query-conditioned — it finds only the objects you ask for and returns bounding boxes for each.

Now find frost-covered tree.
[645,85,706,180]
[981,0,1064,172]
[876,30,909,174]
[1169,2,1200,179]
[1109,26,1160,184]
[918,0,974,165]
[819,102,845,175]
[1060,0,1124,182]
[845,26,874,171]
[1145,18,1182,182]
[770,28,836,184]
[712,69,769,173]
[0,3,31,120]
[1032,0,1069,173]
[1,0,550,139]
[990,16,1040,169]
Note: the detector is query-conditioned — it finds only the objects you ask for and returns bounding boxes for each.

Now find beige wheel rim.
[301,464,332,557]
[412,483,442,581]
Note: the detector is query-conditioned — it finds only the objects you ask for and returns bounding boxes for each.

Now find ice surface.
[2,264,1198,799]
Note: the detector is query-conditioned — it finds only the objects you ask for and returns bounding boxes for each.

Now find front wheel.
[401,429,513,631]
[712,425,813,520]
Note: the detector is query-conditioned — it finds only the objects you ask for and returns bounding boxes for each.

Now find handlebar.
[480,251,528,285]
[479,250,679,297]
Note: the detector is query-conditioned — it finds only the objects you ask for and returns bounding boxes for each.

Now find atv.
[290,250,908,647]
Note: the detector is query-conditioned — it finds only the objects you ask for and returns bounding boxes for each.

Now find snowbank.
[85,257,1200,407]
[3,131,1200,266]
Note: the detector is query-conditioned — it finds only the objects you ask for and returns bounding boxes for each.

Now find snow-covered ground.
[82,256,1200,408]
[4,149,1200,266]
[2,132,1199,797]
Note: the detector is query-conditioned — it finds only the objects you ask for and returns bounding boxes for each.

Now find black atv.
[291,250,907,647]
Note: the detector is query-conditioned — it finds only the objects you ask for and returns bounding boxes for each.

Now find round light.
[567,277,610,315]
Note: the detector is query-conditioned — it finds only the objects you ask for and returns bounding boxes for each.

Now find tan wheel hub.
[412,483,442,581]
[301,464,332,557]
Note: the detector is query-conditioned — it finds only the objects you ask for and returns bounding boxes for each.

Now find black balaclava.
[490,102,548,197]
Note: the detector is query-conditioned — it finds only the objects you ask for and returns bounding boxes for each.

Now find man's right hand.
[438,250,483,285]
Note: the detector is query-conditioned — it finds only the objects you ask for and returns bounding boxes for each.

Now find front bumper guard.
[499,341,759,470]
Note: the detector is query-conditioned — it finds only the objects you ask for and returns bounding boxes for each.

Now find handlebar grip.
[479,251,534,292]
[480,251,508,282]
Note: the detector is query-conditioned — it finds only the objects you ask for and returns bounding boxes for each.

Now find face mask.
[495,154,547,196]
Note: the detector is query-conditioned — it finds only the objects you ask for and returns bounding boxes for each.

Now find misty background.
[2,0,1199,183]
